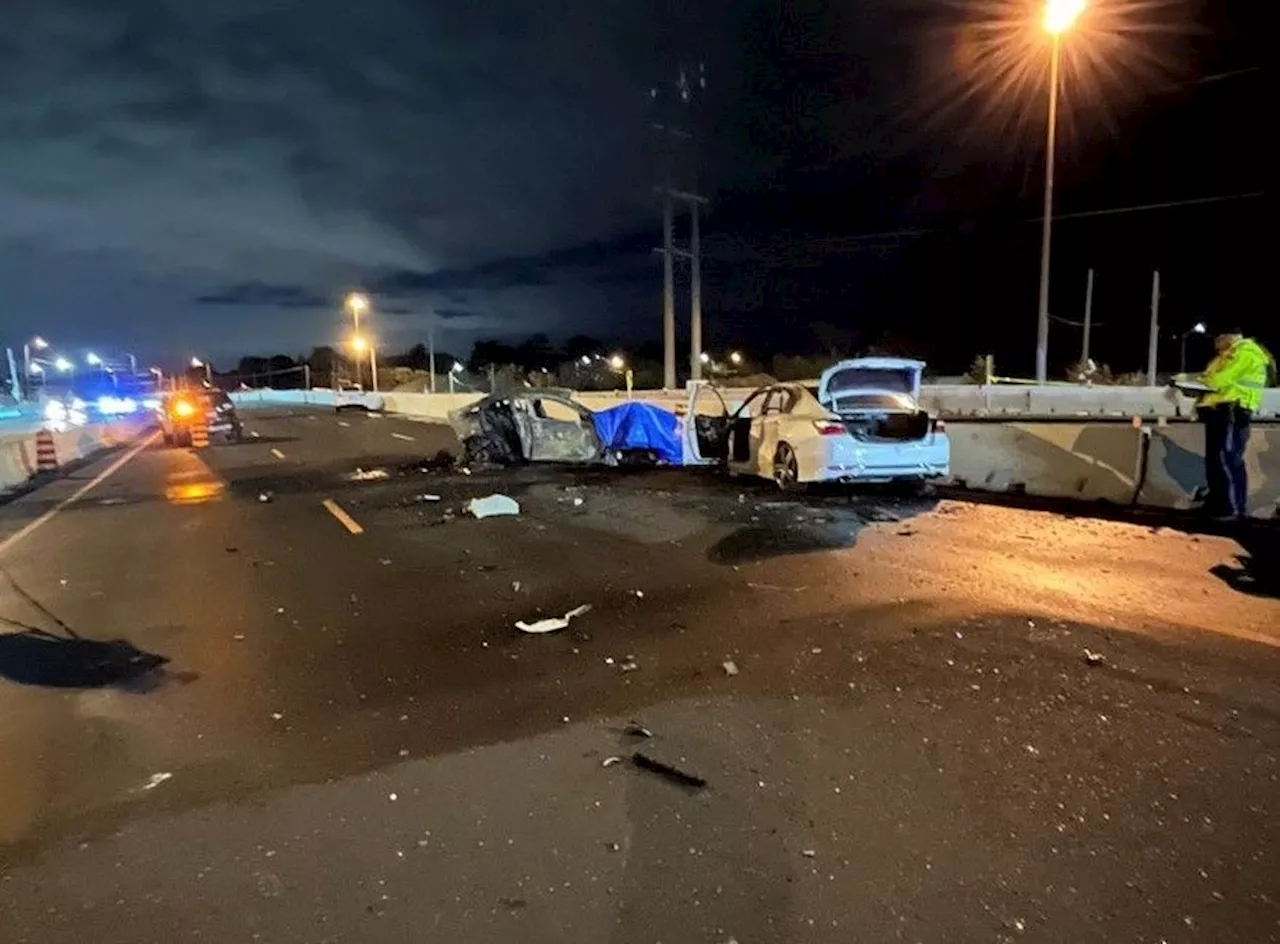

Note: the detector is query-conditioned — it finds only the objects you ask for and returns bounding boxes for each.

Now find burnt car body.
[449,390,604,466]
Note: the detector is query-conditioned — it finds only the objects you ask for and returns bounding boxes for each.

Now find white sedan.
[684,357,950,490]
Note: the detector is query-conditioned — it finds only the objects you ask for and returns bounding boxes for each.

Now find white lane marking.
[391,432,415,442]
[270,448,286,459]
[0,432,159,559]
[321,498,365,535]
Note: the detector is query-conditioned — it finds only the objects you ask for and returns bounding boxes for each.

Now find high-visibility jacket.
[1200,338,1275,411]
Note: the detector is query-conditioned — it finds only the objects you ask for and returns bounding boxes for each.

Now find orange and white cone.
[35,428,58,472]
[190,423,209,448]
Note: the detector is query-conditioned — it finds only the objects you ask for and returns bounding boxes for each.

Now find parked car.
[158,388,243,446]
[685,358,950,490]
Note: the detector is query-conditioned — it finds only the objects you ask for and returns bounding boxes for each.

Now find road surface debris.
[346,467,390,482]
[140,772,173,791]
[1083,648,1107,666]
[515,603,591,634]
[722,659,740,676]
[623,722,653,739]
[466,494,521,519]
[632,752,707,789]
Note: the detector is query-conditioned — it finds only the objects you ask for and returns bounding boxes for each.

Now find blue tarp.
[591,402,683,465]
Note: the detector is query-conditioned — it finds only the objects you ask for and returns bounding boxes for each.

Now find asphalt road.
[0,408,1277,944]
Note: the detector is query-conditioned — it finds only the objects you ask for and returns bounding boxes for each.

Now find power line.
[1045,191,1265,222]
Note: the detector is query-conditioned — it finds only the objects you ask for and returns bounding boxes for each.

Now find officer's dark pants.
[1201,403,1252,517]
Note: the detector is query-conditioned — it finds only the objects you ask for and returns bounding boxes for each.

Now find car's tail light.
[813,420,846,436]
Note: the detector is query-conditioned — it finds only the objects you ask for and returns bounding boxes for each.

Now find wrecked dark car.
[449,391,605,466]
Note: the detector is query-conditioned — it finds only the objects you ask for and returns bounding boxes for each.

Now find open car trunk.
[818,358,932,443]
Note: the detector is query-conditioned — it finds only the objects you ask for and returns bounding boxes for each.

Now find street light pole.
[1035,35,1062,383]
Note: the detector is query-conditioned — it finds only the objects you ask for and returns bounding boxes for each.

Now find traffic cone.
[191,423,209,448]
[35,429,58,472]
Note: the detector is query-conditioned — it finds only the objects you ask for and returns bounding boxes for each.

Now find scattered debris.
[572,497,584,507]
[347,467,390,482]
[271,712,285,721]
[233,634,246,642]
[257,491,273,503]
[801,849,816,858]
[722,659,740,677]
[512,581,522,593]
[250,431,261,438]
[141,772,173,791]
[1082,648,1107,666]
[601,755,624,768]
[623,722,653,739]
[515,603,591,634]
[632,752,707,789]
[414,494,442,503]
[380,558,392,566]
[746,582,807,593]
[466,494,521,519]
[620,657,640,672]
[631,589,645,599]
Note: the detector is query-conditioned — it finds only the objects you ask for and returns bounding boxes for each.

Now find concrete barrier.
[0,418,150,496]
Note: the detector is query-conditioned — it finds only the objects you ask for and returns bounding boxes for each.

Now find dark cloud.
[196,282,329,309]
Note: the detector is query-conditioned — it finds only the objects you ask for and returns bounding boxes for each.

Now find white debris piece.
[466,494,521,519]
[1082,648,1106,666]
[257,491,273,503]
[515,603,592,634]
[347,467,390,482]
[722,659,740,677]
[141,772,173,791]
[601,756,624,768]
[415,494,442,502]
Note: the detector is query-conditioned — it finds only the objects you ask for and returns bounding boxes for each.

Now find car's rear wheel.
[773,443,801,492]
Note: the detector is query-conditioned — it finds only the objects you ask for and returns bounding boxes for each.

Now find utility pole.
[651,61,706,390]
[1080,268,1094,367]
[428,328,437,393]
[690,199,702,380]
[662,189,675,389]
[1146,270,1161,384]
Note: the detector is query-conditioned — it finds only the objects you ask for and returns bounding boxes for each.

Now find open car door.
[682,383,729,465]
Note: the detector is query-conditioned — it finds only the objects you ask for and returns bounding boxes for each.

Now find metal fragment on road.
[466,494,520,519]
[601,755,624,768]
[346,467,390,482]
[414,494,442,502]
[515,603,591,634]
[632,752,707,789]
[141,772,173,791]
[722,659,740,677]
[1083,648,1106,666]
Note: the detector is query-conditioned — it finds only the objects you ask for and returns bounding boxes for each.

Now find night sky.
[0,0,1265,375]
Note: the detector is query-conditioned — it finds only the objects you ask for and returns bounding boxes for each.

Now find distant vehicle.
[686,357,950,490]
[158,388,242,446]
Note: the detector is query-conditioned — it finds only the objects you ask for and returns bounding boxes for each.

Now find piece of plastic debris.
[620,659,640,672]
[389,792,398,801]
[1082,648,1106,666]
[233,634,245,642]
[466,494,521,519]
[632,752,707,789]
[801,849,816,858]
[601,755,624,768]
[257,491,273,503]
[572,497,584,506]
[141,772,173,791]
[631,589,645,598]
[515,603,592,634]
[347,467,390,482]
[623,722,653,739]
[415,494,442,502]
[380,558,392,566]
[271,712,285,721]
[722,659,740,677]
[512,581,522,593]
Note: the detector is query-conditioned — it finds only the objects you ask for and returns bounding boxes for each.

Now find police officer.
[1198,329,1276,520]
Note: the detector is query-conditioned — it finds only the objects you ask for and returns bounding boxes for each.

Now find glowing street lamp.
[1034,0,1086,382]
[344,292,377,391]
[608,354,626,371]
[86,352,103,367]
[728,351,744,366]
[54,356,73,373]
[350,334,368,353]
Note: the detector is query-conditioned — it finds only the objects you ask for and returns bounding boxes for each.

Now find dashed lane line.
[390,432,415,442]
